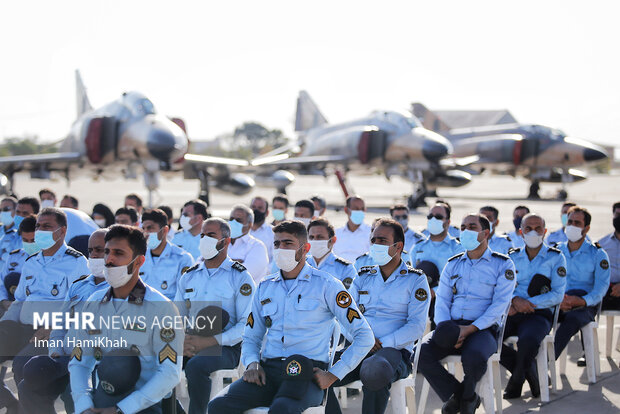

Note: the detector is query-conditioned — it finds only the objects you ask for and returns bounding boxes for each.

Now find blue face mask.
[0,211,14,227]
[147,231,162,250]
[35,228,61,250]
[350,210,365,225]
[13,215,24,229]
[460,229,481,251]
[427,217,444,235]
[561,213,568,227]
[229,220,244,239]
[22,242,39,256]
[272,209,285,221]
[369,243,395,266]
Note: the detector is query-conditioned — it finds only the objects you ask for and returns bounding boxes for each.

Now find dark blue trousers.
[325,347,411,414]
[554,306,598,359]
[208,359,324,414]
[500,310,552,383]
[184,344,241,414]
[418,325,498,402]
[0,321,34,410]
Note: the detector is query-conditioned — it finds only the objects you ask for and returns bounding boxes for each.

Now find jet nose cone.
[423,138,450,162]
[584,147,608,162]
[147,129,177,162]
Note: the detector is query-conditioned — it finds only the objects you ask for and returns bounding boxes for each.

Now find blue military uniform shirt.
[0,226,21,271]
[404,228,427,254]
[558,239,610,306]
[307,252,358,289]
[172,230,201,262]
[0,248,28,301]
[488,233,515,255]
[140,242,194,300]
[410,235,464,276]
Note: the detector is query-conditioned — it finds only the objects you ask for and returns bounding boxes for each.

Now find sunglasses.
[427,214,445,220]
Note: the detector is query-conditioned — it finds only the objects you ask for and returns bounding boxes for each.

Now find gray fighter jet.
[252,91,470,208]
[0,71,277,206]
[412,103,609,200]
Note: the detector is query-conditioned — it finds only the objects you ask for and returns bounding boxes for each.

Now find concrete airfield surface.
[3,170,618,413]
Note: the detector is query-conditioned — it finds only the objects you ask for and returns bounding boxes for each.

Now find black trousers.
[554,306,598,359]
[602,285,620,310]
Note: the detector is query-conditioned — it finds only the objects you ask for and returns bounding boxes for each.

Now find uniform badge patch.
[359,304,366,314]
[101,380,115,395]
[10,262,17,267]
[240,283,253,296]
[415,288,428,301]
[94,347,103,361]
[160,328,175,343]
[246,312,254,328]
[159,344,177,364]
[51,285,59,296]
[70,346,82,361]
[370,269,377,274]
[260,298,271,305]
[181,266,190,274]
[286,360,301,376]
[601,259,609,270]
[346,308,361,323]
[336,291,352,308]
[342,277,353,289]
[400,269,407,275]
[161,281,168,290]
[505,269,515,280]
[557,267,566,277]
[265,316,272,328]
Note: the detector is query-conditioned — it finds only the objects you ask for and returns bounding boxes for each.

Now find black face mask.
[513,217,523,231]
[253,209,266,223]
[614,216,620,233]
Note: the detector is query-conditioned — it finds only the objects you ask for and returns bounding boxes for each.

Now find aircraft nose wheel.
[528,180,541,199]
[407,191,427,209]
[557,189,568,200]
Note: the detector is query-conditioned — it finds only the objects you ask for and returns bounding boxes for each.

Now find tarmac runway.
[2,170,619,413]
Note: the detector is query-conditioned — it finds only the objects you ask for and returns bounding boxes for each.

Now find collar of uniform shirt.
[464,247,493,263]
[272,263,313,282]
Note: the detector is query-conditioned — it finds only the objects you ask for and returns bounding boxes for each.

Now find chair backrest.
[495,302,512,354]
[410,336,423,382]
[595,301,603,324]
[551,303,561,333]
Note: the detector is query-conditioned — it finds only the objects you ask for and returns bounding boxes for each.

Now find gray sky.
[1,0,618,148]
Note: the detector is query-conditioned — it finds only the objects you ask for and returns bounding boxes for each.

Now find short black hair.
[125,193,143,208]
[141,209,168,229]
[374,218,405,245]
[434,201,451,219]
[115,207,138,224]
[272,194,289,208]
[105,224,147,257]
[390,204,409,215]
[39,207,67,227]
[469,213,490,231]
[1,197,17,208]
[62,195,79,208]
[310,195,326,209]
[18,215,37,234]
[612,202,620,213]
[252,196,269,210]
[307,217,335,238]
[273,220,308,245]
[157,205,173,222]
[567,206,592,227]
[345,195,364,209]
[92,203,115,227]
[294,199,315,216]
[562,202,577,210]
[514,205,530,214]
[183,199,210,220]
[479,206,499,221]
[38,188,56,199]
[18,197,40,214]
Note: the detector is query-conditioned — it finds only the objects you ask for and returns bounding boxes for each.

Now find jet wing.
[250,154,348,167]
[0,152,83,171]
[184,153,249,167]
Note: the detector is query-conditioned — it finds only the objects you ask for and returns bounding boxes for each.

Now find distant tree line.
[0,135,58,157]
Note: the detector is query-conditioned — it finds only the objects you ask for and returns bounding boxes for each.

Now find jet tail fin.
[411,102,450,134]
[295,90,328,132]
[75,70,92,117]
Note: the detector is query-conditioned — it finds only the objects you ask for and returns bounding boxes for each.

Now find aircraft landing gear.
[407,170,428,209]
[143,160,160,208]
[197,169,211,206]
[557,168,569,201]
[528,180,541,199]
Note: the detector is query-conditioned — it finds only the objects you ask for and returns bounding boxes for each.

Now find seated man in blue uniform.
[418,213,516,414]
[208,220,374,414]
[479,206,514,255]
[554,206,610,362]
[325,218,430,414]
[501,213,567,399]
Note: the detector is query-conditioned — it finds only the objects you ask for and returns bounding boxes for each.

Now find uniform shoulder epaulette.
[25,253,37,261]
[492,251,509,261]
[406,264,424,275]
[65,247,84,258]
[447,252,465,262]
[335,257,352,266]
[355,252,369,260]
[505,235,512,242]
[594,242,602,249]
[547,246,561,254]
[72,274,89,284]
[232,261,247,272]
[454,238,461,243]
[508,247,521,255]
[9,249,20,255]
[183,264,199,274]
[358,265,375,275]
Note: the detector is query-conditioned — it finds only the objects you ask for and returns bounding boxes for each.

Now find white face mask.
[200,235,222,260]
[295,217,311,228]
[523,230,544,249]
[273,248,300,272]
[564,225,583,242]
[88,258,106,277]
[103,258,137,288]
[427,217,444,235]
[147,231,163,250]
[179,215,192,230]
[41,199,55,209]
[94,218,107,228]
[369,243,394,266]
[309,240,330,259]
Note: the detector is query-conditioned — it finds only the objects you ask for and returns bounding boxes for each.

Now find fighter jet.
[0,71,273,206]
[412,103,609,200]
[252,91,470,208]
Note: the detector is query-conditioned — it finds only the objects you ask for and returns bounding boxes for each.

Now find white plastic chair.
[601,309,620,357]
[212,323,341,414]
[418,309,510,414]
[334,337,423,413]
[503,304,560,402]
[558,302,602,384]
